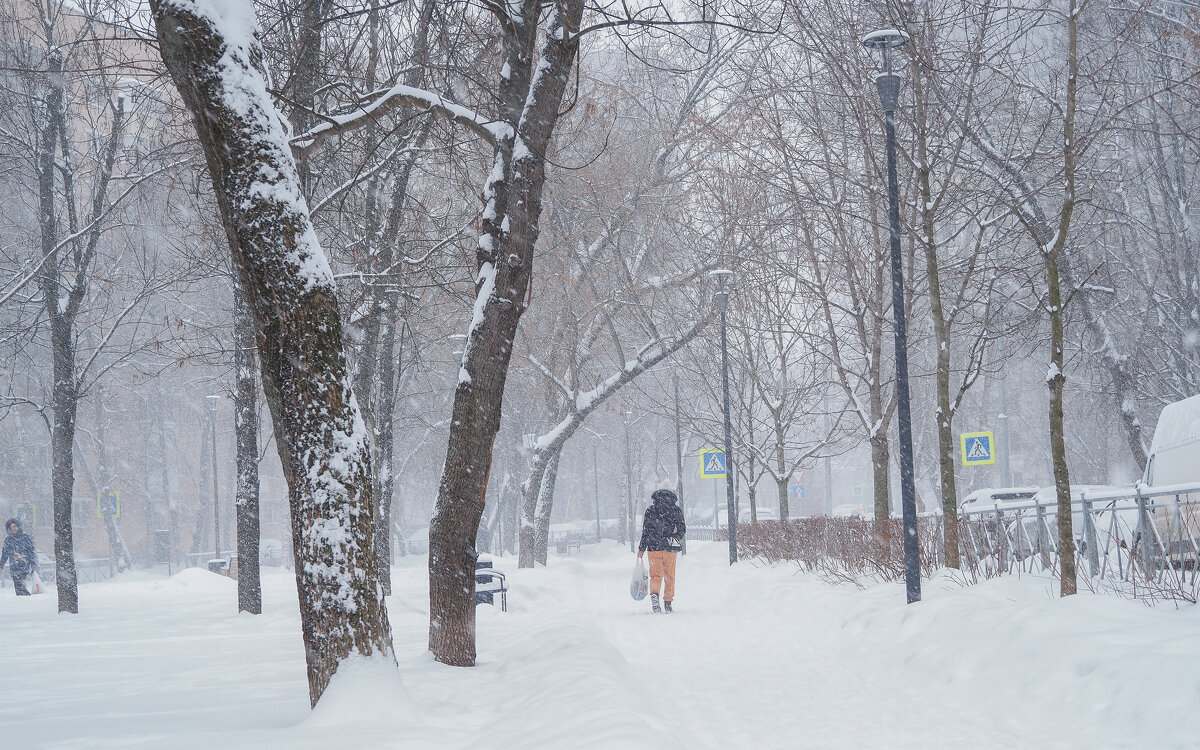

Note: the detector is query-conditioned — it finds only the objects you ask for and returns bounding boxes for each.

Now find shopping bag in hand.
[630,558,649,601]
[25,570,45,595]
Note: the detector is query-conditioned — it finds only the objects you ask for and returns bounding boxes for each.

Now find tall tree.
[426,0,584,666]
[151,0,393,704]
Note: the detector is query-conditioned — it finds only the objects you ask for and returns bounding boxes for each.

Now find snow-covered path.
[2,541,1197,749]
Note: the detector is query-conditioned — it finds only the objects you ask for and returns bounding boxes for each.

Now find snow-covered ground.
[3,541,1198,749]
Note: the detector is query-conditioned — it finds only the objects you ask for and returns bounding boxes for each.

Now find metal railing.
[956,484,1200,586]
[2,556,115,588]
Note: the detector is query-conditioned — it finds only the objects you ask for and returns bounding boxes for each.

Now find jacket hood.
[5,517,21,533]
[651,489,678,507]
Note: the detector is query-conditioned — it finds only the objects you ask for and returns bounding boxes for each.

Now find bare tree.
[425,0,584,666]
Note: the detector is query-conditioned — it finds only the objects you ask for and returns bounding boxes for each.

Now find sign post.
[701,450,727,534]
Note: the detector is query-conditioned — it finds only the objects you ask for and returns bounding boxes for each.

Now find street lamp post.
[624,411,634,551]
[862,28,921,604]
[710,269,737,565]
[593,445,601,544]
[674,373,686,554]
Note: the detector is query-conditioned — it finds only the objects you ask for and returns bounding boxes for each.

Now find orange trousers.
[647,550,678,601]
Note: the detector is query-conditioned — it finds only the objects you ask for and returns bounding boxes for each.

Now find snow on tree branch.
[292,83,511,153]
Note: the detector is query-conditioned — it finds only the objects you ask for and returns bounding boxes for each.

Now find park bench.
[554,529,584,555]
[474,558,508,612]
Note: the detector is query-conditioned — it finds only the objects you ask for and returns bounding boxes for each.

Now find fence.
[1,556,115,588]
[729,482,1200,599]
[956,484,1200,589]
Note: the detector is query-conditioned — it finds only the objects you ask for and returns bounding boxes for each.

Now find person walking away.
[637,489,685,613]
[1,518,38,596]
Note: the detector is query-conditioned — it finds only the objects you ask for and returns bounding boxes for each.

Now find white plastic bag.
[630,558,649,601]
[25,570,45,595]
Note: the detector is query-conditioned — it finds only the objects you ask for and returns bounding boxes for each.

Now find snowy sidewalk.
[2,541,1197,749]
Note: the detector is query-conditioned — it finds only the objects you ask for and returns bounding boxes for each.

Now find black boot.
[650,593,661,613]
[663,600,673,614]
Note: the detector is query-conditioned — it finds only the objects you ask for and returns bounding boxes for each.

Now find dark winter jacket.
[638,490,686,553]
[1,518,37,577]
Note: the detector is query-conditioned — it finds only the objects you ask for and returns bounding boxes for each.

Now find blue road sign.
[98,490,121,519]
[961,431,996,466]
[700,449,727,479]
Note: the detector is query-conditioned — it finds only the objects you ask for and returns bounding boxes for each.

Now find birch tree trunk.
[151,0,393,704]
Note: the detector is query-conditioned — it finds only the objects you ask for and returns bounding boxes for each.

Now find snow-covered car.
[714,507,779,526]
[957,487,1039,517]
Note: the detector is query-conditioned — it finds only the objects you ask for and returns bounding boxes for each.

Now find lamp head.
[707,268,734,289]
[861,29,909,75]
[708,269,733,308]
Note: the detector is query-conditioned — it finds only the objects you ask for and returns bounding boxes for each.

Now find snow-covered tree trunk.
[36,32,127,612]
[233,282,262,614]
[151,0,393,704]
[39,46,80,610]
[532,452,561,565]
[427,0,583,666]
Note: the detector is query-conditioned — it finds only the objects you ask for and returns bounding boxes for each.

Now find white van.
[1144,394,1200,488]
[1143,395,1200,564]
[957,487,1040,516]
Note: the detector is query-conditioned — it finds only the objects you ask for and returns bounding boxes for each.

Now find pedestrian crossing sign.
[700,449,727,479]
[98,490,121,519]
[961,432,996,466]
[14,503,35,529]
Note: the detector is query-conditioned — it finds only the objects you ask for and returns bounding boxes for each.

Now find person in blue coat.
[1,518,38,596]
